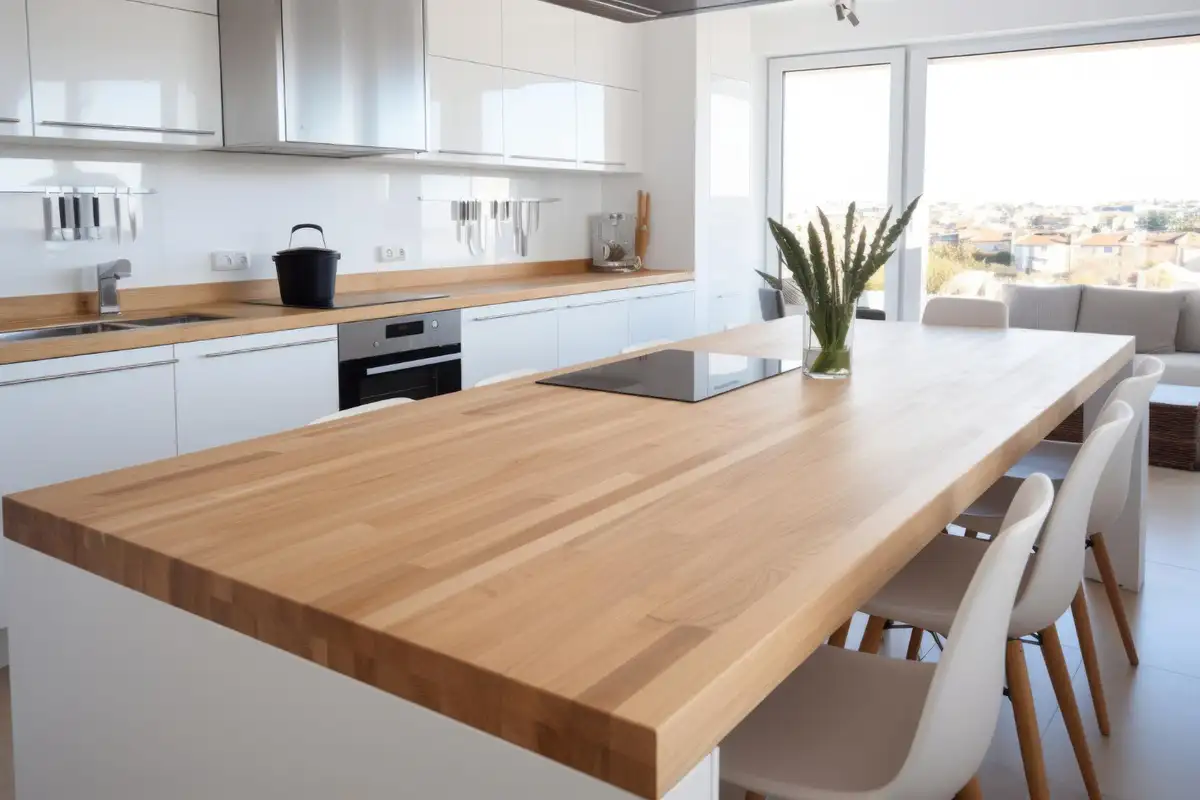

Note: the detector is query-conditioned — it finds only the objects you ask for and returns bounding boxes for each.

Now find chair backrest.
[922,297,1010,329]
[308,397,414,426]
[622,339,672,355]
[1010,399,1134,634]
[888,473,1054,799]
[1089,356,1164,532]
[474,369,539,388]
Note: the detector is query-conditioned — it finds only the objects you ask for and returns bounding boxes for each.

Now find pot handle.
[288,223,327,248]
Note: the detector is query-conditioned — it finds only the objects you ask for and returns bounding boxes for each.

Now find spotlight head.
[834,2,845,21]
[846,8,859,25]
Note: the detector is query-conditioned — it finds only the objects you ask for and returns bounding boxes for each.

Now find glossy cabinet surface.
[503,70,577,164]
[26,0,222,145]
[557,293,630,367]
[0,0,32,136]
[502,0,576,79]
[629,288,696,347]
[175,328,339,454]
[462,300,559,388]
[577,83,640,171]
[575,12,641,91]
[426,57,505,159]
[426,0,502,65]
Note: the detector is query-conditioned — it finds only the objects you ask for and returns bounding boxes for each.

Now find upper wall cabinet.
[426,56,505,160]
[26,0,222,146]
[0,0,32,136]
[575,13,642,91]
[577,83,640,172]
[426,0,503,65]
[504,70,576,164]
[502,0,575,79]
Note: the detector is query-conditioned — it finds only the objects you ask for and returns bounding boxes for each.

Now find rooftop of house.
[1016,233,1072,246]
[1080,232,1133,247]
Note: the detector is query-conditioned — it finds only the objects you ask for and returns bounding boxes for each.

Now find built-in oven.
[337,311,461,409]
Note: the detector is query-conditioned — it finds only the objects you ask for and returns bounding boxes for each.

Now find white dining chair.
[474,369,539,388]
[308,397,414,425]
[922,297,1009,329]
[621,339,672,355]
[722,473,1054,800]
[858,400,1134,800]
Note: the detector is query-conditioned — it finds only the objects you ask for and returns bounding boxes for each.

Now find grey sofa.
[1001,284,1200,387]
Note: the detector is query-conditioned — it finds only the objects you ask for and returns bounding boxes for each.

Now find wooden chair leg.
[1091,532,1140,666]
[828,617,853,649]
[1007,639,1050,800]
[963,529,979,538]
[1041,625,1103,800]
[859,615,887,655]
[955,776,984,800]
[905,627,924,661]
[1072,583,1111,736]
[744,792,767,800]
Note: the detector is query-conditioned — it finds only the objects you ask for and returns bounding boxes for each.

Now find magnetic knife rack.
[1,186,157,243]
[420,197,559,257]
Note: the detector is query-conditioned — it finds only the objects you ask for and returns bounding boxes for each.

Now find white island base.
[8,544,718,800]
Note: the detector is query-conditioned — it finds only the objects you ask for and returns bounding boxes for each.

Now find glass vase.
[803,312,854,379]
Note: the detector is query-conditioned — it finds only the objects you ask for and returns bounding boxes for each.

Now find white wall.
[0,148,618,297]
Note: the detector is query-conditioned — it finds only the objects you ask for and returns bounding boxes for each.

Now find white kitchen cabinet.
[26,0,222,146]
[502,0,576,79]
[0,346,178,630]
[427,0,503,65]
[503,70,577,165]
[175,327,339,454]
[577,83,640,172]
[575,12,642,91]
[426,57,505,161]
[0,0,32,137]
[462,299,559,388]
[629,285,696,347]
[557,291,630,367]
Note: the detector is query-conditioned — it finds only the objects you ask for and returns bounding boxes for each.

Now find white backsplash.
[0,147,622,297]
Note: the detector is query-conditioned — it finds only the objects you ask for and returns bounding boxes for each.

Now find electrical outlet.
[210,251,251,271]
[377,245,407,263]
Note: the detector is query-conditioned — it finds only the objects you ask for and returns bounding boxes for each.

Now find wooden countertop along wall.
[3,319,1133,798]
[0,260,692,365]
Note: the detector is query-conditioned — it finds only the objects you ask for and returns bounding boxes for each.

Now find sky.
[783,35,1200,214]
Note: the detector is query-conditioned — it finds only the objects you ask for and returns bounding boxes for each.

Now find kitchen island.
[3,318,1134,799]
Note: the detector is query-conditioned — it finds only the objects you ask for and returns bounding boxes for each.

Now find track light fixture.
[833,0,859,26]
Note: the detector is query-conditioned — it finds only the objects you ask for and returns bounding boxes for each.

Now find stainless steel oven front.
[337,311,461,409]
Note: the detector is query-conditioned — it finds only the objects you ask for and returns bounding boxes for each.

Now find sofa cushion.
[1076,286,1185,354]
[1157,352,1200,388]
[1177,290,1200,353]
[1001,284,1082,331]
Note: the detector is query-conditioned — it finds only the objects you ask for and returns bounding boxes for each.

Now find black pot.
[272,224,341,308]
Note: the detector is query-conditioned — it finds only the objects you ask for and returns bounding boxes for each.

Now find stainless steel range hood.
[541,0,788,23]
[217,0,426,157]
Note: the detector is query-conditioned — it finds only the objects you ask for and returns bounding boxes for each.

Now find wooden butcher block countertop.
[3,319,1133,798]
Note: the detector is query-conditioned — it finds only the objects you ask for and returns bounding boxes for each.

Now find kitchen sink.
[0,322,134,342]
[119,314,230,327]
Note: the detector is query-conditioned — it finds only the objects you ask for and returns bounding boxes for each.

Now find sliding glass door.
[767,49,907,319]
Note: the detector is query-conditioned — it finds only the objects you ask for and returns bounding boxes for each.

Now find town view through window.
[924,37,1200,299]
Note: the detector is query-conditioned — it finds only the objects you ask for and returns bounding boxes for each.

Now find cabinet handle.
[561,298,628,309]
[471,308,556,322]
[201,336,338,359]
[581,160,626,167]
[0,359,178,388]
[39,120,217,137]
[434,148,504,158]
[508,155,577,164]
[0,117,20,124]
[364,352,462,376]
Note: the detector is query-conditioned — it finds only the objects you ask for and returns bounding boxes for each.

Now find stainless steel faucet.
[97,259,132,316]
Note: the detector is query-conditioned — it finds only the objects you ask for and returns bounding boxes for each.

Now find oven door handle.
[363,352,462,376]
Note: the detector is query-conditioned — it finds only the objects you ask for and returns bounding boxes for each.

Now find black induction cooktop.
[537,349,802,403]
[244,290,450,309]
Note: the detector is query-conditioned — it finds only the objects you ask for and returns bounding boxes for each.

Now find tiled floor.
[0,468,1196,799]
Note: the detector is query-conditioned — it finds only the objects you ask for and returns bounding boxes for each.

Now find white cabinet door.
[175,327,339,454]
[0,346,178,629]
[27,0,222,145]
[503,70,576,164]
[0,0,32,137]
[427,0,502,65]
[426,57,505,160]
[620,87,643,172]
[575,13,642,91]
[462,299,559,388]
[629,288,696,347]
[557,292,631,367]
[578,84,640,172]
[502,0,575,79]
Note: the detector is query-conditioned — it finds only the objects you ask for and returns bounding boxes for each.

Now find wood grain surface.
[0,264,687,366]
[3,319,1133,798]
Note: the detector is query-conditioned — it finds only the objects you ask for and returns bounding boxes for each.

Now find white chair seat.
[722,645,935,798]
[862,533,1034,637]
[1005,439,1077,482]
[955,441,1077,535]
[309,397,414,425]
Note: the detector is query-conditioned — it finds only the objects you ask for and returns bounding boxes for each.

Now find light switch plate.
[211,251,251,271]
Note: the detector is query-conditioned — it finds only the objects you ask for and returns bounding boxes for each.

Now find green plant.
[768,198,921,373]
[754,269,806,306]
